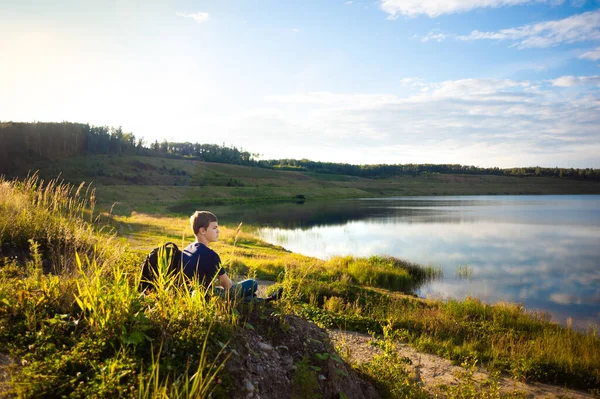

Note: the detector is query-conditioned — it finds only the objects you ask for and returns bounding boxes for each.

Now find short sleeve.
[215,253,226,276]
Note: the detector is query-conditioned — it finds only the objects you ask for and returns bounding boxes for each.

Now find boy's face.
[200,221,219,243]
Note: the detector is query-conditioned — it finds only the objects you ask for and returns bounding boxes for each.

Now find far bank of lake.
[215,195,600,330]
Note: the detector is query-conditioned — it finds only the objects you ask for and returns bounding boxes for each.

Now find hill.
[9,154,600,215]
[1,175,598,398]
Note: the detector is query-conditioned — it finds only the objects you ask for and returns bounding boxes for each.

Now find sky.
[1,0,600,168]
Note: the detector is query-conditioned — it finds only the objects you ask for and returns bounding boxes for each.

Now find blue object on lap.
[233,279,258,298]
[214,279,258,299]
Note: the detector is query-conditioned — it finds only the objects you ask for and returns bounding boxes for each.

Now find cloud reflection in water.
[258,195,600,329]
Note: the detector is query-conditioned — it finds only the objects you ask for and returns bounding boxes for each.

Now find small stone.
[258,342,273,351]
[243,379,255,392]
[282,355,293,365]
[318,374,327,381]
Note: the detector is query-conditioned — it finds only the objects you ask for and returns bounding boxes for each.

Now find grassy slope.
[0,176,436,398]
[2,176,599,397]
[114,212,600,393]
[15,154,600,215]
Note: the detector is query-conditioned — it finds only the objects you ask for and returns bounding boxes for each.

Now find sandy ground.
[327,329,596,399]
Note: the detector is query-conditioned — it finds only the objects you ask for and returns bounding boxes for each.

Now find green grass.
[2,175,599,397]
[0,173,122,273]
[295,294,600,391]
[354,323,430,399]
[0,176,236,398]
[12,154,600,215]
[112,211,600,392]
[107,206,600,392]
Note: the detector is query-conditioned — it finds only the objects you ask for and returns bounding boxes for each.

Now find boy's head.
[190,211,218,237]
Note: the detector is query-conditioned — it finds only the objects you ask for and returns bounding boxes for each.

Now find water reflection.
[211,195,600,230]
[241,195,600,330]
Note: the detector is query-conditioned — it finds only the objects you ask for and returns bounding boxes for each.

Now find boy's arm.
[218,273,233,290]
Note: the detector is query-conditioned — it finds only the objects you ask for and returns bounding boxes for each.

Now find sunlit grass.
[0,176,234,398]
[113,211,600,391]
[3,175,599,397]
[0,173,122,273]
[20,154,600,216]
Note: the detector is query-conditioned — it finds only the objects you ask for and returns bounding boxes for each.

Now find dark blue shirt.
[182,242,226,287]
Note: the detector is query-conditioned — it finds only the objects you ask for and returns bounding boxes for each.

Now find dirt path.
[327,329,596,399]
[253,280,596,398]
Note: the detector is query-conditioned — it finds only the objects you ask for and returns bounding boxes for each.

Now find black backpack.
[140,242,183,291]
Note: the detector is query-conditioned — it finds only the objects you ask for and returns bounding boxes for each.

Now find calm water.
[216,195,600,329]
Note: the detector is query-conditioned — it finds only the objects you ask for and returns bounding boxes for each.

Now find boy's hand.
[219,273,233,290]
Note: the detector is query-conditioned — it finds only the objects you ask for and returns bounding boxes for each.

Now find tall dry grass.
[0,173,121,273]
[0,175,236,397]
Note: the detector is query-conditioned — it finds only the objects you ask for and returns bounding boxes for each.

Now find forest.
[2,121,599,181]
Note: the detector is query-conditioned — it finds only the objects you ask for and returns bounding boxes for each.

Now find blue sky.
[1,0,599,167]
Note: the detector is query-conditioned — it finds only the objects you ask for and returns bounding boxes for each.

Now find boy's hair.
[190,211,218,236]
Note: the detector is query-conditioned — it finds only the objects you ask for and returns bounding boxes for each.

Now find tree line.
[1,121,599,181]
[0,122,255,174]
[260,159,600,180]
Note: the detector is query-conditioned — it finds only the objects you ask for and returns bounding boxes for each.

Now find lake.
[216,195,600,329]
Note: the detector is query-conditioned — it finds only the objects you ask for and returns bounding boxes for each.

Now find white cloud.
[421,31,449,43]
[550,292,600,305]
[570,0,586,6]
[379,0,560,18]
[551,75,600,86]
[291,28,301,33]
[266,91,401,109]
[249,76,600,167]
[426,78,531,98]
[579,46,600,61]
[550,293,578,305]
[459,10,600,48]
[399,77,427,87]
[175,12,210,23]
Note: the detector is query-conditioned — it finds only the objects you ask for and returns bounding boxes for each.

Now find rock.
[258,342,273,351]
[243,378,255,392]
[224,313,381,399]
[282,355,294,371]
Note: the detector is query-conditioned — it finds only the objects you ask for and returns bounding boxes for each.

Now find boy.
[183,211,281,301]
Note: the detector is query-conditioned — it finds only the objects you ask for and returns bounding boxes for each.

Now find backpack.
[139,242,183,291]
